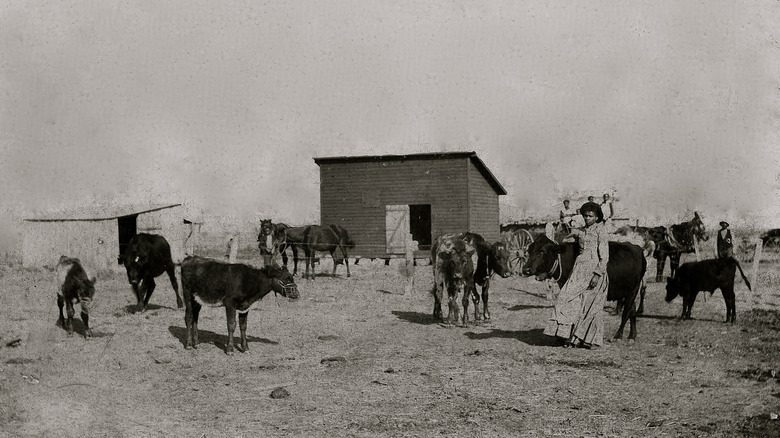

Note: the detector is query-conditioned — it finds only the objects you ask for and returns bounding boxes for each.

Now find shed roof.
[24,203,182,222]
[313,151,507,195]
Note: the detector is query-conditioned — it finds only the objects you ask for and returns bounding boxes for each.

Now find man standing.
[600,193,614,222]
[717,221,733,258]
[559,199,575,231]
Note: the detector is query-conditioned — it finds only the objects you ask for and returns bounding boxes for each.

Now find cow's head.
[265,264,299,299]
[80,275,98,306]
[521,235,561,280]
[121,243,146,287]
[692,212,708,242]
[489,241,512,278]
[665,276,680,302]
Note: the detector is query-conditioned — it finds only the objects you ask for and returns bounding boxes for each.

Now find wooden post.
[751,238,762,295]
[404,234,415,295]
[229,234,239,263]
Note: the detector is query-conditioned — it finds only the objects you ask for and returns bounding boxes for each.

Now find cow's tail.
[732,257,752,291]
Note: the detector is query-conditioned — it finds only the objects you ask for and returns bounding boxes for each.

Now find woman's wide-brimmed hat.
[580,201,604,222]
[720,221,729,227]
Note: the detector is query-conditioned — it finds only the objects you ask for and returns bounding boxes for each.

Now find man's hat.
[719,221,729,227]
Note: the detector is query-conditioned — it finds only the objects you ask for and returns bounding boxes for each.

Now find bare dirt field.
[1,246,779,437]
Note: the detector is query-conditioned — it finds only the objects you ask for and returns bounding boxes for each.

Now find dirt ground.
[0,251,778,437]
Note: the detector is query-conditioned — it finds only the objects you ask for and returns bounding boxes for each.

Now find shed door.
[386,205,410,254]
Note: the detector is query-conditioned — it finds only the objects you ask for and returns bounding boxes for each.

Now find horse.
[257,220,309,275]
[301,224,355,280]
[616,212,707,282]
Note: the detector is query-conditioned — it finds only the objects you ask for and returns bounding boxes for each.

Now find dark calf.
[665,257,751,323]
[181,256,299,354]
[56,256,97,338]
[460,232,512,322]
[122,233,183,312]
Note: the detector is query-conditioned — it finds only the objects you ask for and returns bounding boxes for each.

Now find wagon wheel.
[510,230,534,275]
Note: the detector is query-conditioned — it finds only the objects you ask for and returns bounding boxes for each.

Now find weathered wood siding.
[467,160,500,242]
[319,158,470,258]
[22,220,119,272]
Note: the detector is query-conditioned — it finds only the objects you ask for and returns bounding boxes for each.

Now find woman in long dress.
[543,201,610,348]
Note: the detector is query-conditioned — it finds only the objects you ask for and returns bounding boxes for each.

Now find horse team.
[54,212,750,352]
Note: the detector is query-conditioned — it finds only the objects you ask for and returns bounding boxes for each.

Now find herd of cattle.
[54,214,755,353]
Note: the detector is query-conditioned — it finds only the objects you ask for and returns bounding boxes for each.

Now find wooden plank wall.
[22,220,119,273]
[319,157,470,258]
[467,160,501,242]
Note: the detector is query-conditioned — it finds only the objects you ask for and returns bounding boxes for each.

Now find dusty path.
[0,259,777,437]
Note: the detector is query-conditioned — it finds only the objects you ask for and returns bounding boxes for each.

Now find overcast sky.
[2,1,779,248]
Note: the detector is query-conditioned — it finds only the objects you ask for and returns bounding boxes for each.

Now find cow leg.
[238,312,249,352]
[65,299,75,336]
[683,294,697,320]
[80,299,92,338]
[280,245,289,269]
[142,277,157,311]
[723,288,736,323]
[225,307,237,355]
[461,286,471,326]
[482,281,491,320]
[447,283,461,326]
[167,265,183,308]
[330,250,338,277]
[80,310,92,338]
[192,300,202,348]
[184,301,194,350]
[432,284,443,320]
[57,294,65,327]
[655,254,666,282]
[669,253,681,280]
[132,283,144,312]
[637,280,646,315]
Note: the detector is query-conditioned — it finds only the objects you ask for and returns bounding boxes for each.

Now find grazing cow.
[665,257,751,323]
[431,234,477,325]
[181,256,299,354]
[121,233,183,312]
[460,232,512,322]
[56,256,97,338]
[301,224,355,280]
[521,235,646,340]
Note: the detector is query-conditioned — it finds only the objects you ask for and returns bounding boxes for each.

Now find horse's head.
[692,212,708,241]
[258,219,276,253]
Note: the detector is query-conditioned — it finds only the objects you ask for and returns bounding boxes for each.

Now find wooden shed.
[22,203,190,272]
[314,151,507,259]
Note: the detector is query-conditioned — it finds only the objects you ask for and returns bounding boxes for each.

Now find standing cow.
[121,233,183,312]
[521,235,646,340]
[460,232,512,322]
[181,256,299,354]
[665,257,751,323]
[431,234,477,326]
[56,256,97,338]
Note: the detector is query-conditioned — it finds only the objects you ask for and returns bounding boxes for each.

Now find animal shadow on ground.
[123,303,176,314]
[464,328,561,347]
[54,318,111,338]
[392,311,440,325]
[168,326,278,353]
[507,304,551,311]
